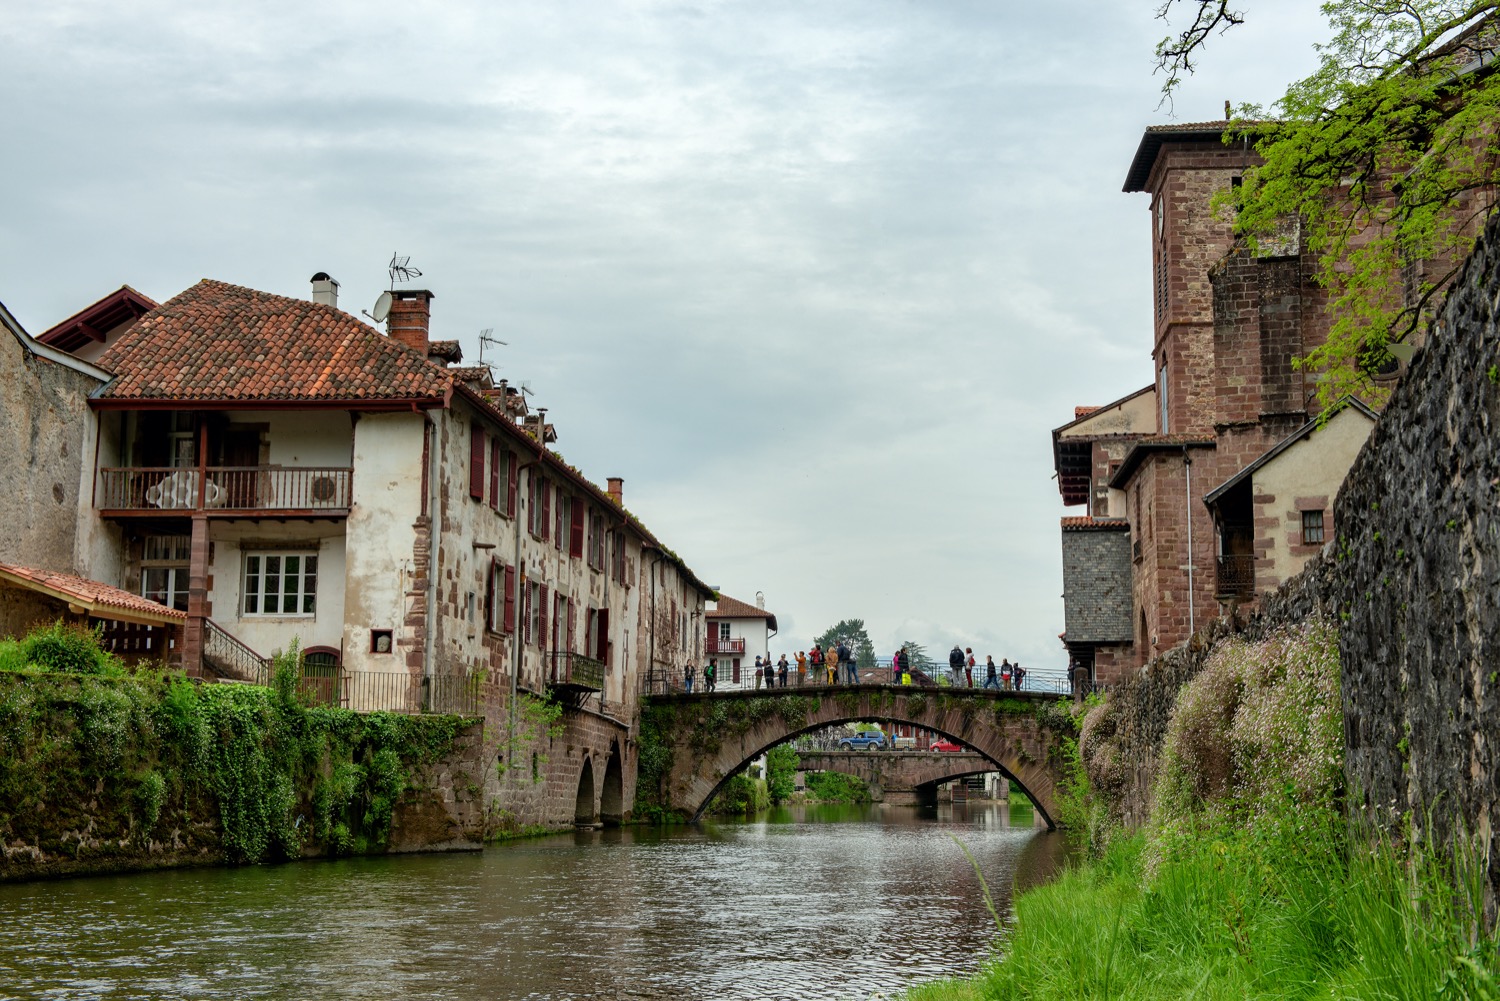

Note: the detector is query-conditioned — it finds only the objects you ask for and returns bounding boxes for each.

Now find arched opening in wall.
[575,757,596,826]
[600,750,624,827]
[301,646,341,706]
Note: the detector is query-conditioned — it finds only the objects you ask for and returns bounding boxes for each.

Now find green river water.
[0,801,1067,1001]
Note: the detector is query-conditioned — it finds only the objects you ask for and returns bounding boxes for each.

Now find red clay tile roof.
[1060,516,1129,531]
[94,279,453,403]
[707,594,777,630]
[449,365,494,388]
[428,340,463,363]
[0,563,186,624]
[39,286,158,353]
[1074,406,1100,419]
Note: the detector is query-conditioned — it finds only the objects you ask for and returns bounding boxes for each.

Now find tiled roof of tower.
[1074,406,1100,419]
[94,279,453,403]
[707,594,777,630]
[1123,120,1274,193]
[0,563,186,624]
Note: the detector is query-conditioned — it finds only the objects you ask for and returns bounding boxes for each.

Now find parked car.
[890,735,916,750]
[838,731,889,751]
[929,739,964,752]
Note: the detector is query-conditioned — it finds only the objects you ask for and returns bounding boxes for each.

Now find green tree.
[814,618,878,668]
[766,744,798,805]
[899,640,932,670]
[1157,1,1500,405]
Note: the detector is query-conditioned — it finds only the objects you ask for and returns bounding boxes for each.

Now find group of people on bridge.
[676,642,1028,692]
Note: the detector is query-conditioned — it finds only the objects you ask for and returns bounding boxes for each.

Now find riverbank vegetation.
[908,620,1500,999]
[803,771,871,803]
[0,623,471,876]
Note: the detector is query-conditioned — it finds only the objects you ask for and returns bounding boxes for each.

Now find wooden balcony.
[96,466,353,516]
[706,636,746,655]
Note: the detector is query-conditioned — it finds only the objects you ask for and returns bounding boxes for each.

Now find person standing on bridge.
[948,645,964,687]
[810,644,824,684]
[1014,663,1026,691]
[896,647,911,685]
[684,662,695,693]
[1000,658,1012,691]
[965,648,975,687]
[777,655,789,688]
[796,650,807,686]
[827,643,840,685]
[842,642,858,685]
[754,655,764,690]
[983,655,999,690]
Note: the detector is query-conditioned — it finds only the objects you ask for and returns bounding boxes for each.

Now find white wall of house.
[206,520,347,657]
[221,410,354,467]
[74,411,125,584]
[706,614,771,685]
[1253,406,1374,588]
[343,412,425,675]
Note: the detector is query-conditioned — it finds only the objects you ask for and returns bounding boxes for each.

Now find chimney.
[310,272,339,309]
[607,477,623,505]
[388,289,435,355]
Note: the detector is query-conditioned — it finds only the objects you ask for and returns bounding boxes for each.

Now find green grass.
[907,812,1500,1000]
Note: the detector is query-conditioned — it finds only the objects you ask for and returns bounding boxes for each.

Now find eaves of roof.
[1122,121,1272,193]
[1060,516,1130,532]
[0,299,113,383]
[1108,436,1217,489]
[1203,398,1378,507]
[0,562,186,626]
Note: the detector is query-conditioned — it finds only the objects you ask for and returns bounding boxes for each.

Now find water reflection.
[0,802,1069,1001]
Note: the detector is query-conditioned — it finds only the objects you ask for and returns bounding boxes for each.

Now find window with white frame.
[243,551,318,616]
[141,535,191,611]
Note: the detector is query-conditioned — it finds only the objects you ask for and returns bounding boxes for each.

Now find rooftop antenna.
[478,328,508,366]
[519,379,534,398]
[388,252,423,289]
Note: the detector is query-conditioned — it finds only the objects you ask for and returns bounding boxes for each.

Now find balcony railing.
[706,636,746,655]
[548,650,605,691]
[97,466,353,513]
[1216,554,1256,600]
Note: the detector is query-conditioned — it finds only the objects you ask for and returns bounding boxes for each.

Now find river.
[0,802,1068,1001]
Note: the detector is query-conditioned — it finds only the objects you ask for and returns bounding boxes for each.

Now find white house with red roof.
[14,272,714,828]
[704,593,778,687]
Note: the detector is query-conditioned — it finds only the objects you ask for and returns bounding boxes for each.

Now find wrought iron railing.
[1216,554,1256,599]
[548,651,604,690]
[203,619,271,683]
[96,466,353,512]
[705,636,746,655]
[340,670,483,716]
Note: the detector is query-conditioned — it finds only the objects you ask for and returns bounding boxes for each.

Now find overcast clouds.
[0,1,1329,676]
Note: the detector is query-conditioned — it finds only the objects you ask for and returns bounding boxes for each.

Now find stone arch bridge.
[643,686,1075,827]
[796,750,995,806]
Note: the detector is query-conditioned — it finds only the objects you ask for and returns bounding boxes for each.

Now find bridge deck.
[651,683,1066,706]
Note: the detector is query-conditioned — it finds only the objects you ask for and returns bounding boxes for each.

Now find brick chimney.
[387,289,434,355]
[310,272,339,309]
[607,477,623,505]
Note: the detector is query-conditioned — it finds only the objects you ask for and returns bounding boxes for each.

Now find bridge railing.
[644,663,1080,696]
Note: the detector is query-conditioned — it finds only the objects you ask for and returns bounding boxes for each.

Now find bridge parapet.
[638,685,1077,825]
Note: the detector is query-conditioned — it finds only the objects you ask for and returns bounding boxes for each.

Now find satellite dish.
[371,291,393,323]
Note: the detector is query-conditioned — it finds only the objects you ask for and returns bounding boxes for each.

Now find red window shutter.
[541,481,552,542]
[489,439,501,510]
[566,598,575,653]
[539,584,549,650]
[506,451,518,518]
[596,608,610,662]
[503,565,516,633]
[570,502,585,559]
[469,426,486,500]
[484,556,496,631]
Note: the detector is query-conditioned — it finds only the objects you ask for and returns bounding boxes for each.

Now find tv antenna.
[478,328,508,365]
[519,380,534,397]
[388,253,423,289]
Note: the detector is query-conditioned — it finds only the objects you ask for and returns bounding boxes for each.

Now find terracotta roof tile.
[707,594,775,620]
[428,339,463,363]
[95,279,453,403]
[1060,516,1129,531]
[0,563,186,623]
[1074,406,1100,419]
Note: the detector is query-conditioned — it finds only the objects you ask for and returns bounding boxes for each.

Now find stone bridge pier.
[644,686,1073,826]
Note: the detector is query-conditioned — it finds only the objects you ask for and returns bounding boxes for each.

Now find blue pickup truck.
[838,731,889,751]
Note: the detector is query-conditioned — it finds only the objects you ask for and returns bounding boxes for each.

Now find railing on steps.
[203,619,271,684]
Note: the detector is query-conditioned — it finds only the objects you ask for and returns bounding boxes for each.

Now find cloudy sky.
[1,1,1328,677]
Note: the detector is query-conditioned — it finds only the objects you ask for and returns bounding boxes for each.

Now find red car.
[928,739,964,752]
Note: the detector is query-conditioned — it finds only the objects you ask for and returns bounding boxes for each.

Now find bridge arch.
[650,688,1071,827]
[575,756,596,825]
[600,744,624,827]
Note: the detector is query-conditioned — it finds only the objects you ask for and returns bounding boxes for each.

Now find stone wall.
[1082,552,1341,826]
[1334,210,1500,892]
[0,317,102,573]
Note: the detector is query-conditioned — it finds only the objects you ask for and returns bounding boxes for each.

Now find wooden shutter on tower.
[484,556,496,631]
[489,439,501,510]
[506,452,518,517]
[570,502,585,559]
[469,426,486,500]
[596,608,610,663]
[538,584,549,651]
[502,565,517,633]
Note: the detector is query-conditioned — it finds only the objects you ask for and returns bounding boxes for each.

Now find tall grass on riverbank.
[909,619,1500,999]
[910,811,1500,1000]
